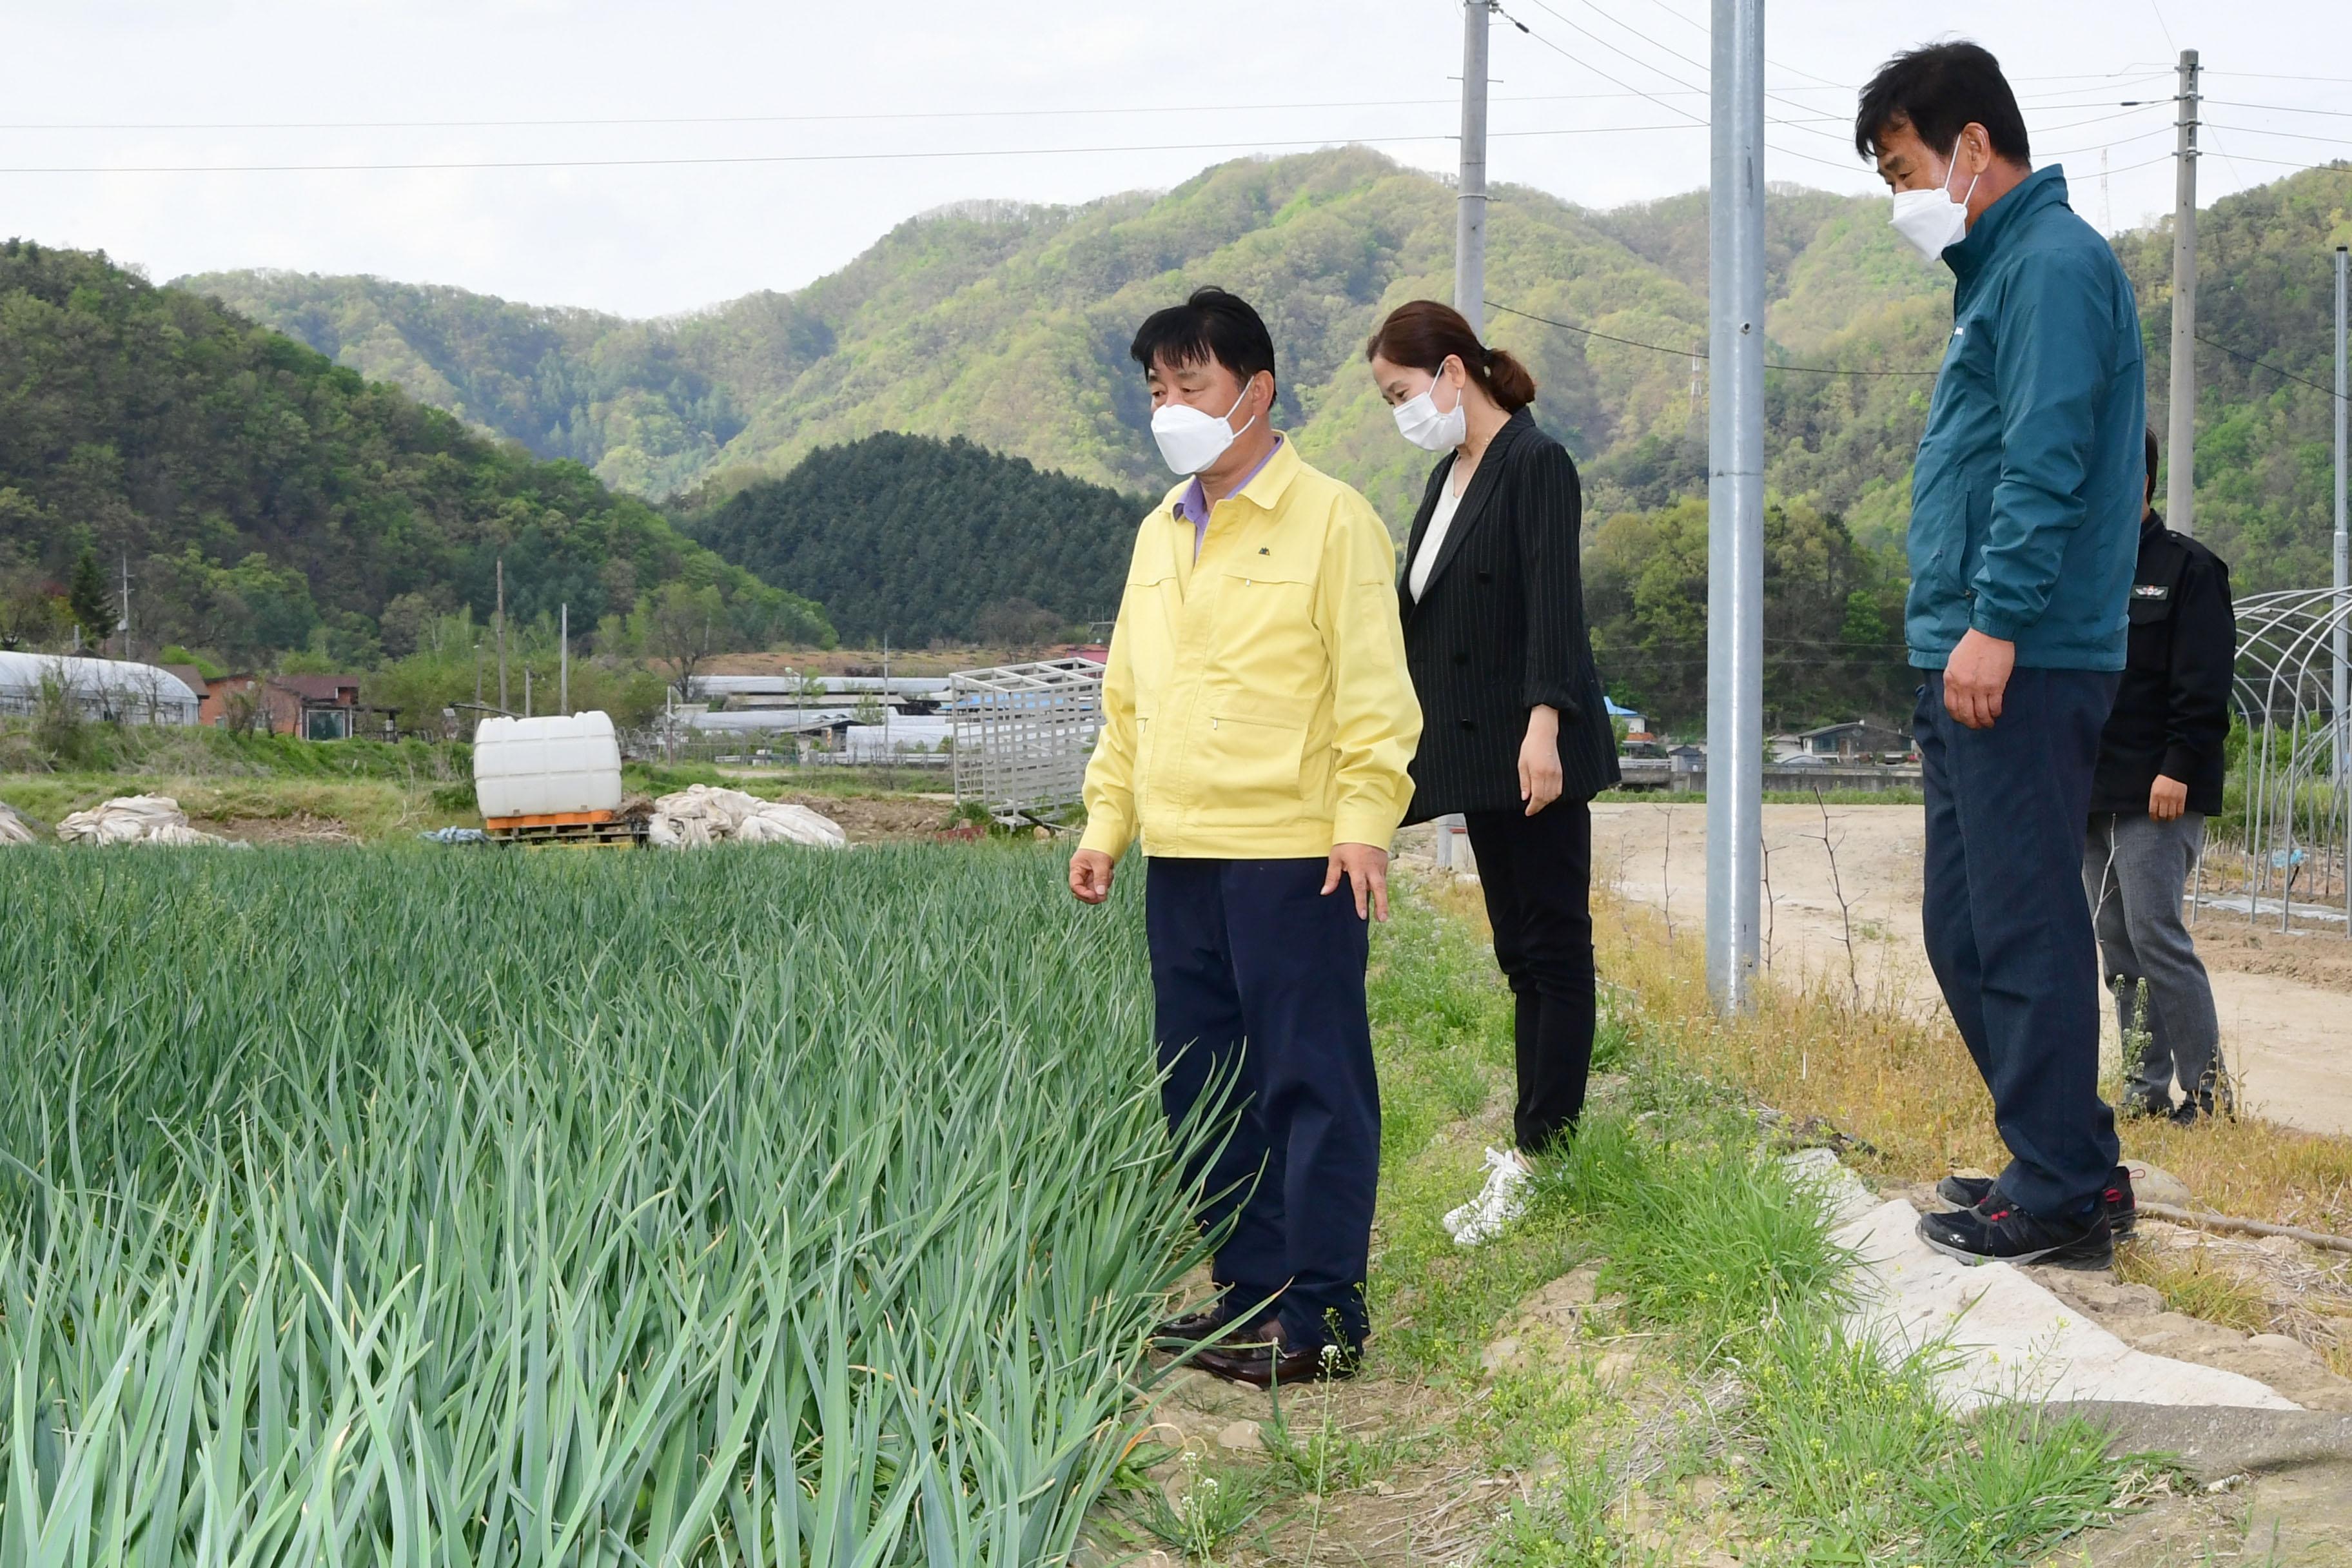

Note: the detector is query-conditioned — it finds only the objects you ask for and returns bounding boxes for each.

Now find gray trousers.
[2081,812,2220,1109]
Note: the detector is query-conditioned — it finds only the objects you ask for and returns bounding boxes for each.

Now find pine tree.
[67,548,117,649]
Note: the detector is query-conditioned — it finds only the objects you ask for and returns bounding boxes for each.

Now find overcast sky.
[5,1,2346,318]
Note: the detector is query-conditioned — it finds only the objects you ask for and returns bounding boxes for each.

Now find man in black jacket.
[2082,429,2235,1122]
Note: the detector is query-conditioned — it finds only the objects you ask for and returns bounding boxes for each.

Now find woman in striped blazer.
[1366,300,1620,1246]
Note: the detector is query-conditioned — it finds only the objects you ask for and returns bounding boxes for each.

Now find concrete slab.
[1831,1197,2300,1411]
[2047,1401,2352,1484]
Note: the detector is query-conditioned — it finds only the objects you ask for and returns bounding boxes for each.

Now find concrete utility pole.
[1705,0,1766,1012]
[559,602,569,714]
[1454,0,1492,335]
[2334,245,2347,779]
[2167,49,2200,537]
[495,556,509,714]
[119,555,131,661]
[1436,0,1495,874]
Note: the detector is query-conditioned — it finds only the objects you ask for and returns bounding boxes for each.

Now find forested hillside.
[0,242,830,668]
[183,151,1957,533]
[680,433,1146,646]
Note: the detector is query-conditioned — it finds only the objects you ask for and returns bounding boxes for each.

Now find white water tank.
[473,712,623,820]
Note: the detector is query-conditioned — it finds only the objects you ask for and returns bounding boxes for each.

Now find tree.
[637,582,733,701]
[67,548,116,649]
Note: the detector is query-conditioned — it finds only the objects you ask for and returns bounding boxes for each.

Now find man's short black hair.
[2145,426,2160,502]
[1855,41,2031,166]
[1130,286,1277,391]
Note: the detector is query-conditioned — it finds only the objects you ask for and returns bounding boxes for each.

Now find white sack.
[0,802,39,845]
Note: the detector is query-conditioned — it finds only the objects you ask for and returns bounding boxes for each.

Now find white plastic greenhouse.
[0,652,201,727]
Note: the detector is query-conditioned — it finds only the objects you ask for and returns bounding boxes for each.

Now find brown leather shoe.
[1152,1304,1235,1346]
[1190,1334,1360,1389]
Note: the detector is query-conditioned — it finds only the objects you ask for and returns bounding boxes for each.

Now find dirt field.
[1582,803,2352,1137]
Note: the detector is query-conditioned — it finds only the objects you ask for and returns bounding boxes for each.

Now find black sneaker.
[2119,1094,2173,1121]
[1917,1200,2113,1268]
[1935,1165,2137,1238]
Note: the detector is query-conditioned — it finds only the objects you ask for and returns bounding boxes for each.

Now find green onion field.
[0,845,1197,1565]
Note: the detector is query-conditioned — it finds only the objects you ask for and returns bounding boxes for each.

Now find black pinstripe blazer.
[1396,407,1620,822]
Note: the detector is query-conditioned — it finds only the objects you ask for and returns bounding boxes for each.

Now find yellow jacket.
[1081,437,1422,861]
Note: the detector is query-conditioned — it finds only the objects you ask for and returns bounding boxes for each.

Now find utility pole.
[119,554,132,661]
[1454,0,1492,336]
[1436,0,1493,875]
[524,667,533,719]
[495,556,509,713]
[2166,48,2200,537]
[2333,245,2347,782]
[1705,0,1765,1012]
[559,602,569,714]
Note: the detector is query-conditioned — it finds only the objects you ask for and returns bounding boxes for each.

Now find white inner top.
[1406,462,1467,602]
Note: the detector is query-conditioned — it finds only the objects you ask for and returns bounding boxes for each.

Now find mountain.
[180,150,1957,535]
[0,240,830,666]
[173,150,2352,595]
[680,433,1146,647]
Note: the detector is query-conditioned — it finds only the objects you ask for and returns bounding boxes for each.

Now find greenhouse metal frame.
[0,652,200,727]
[948,658,1105,823]
[2215,586,2352,937]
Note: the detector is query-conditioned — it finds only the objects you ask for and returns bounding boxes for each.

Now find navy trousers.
[1915,667,2121,1217]
[1144,857,1380,1351]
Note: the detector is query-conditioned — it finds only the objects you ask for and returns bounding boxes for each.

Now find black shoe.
[1190,1334,1360,1389]
[2169,1100,2206,1127]
[1936,1165,2137,1239]
[2119,1094,2173,1121]
[1917,1200,2113,1268]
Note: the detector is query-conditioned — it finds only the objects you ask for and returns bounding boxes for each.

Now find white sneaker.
[1447,1147,1531,1247]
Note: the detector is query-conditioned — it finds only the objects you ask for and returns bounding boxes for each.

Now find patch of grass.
[1366,883,1597,1378]
[1482,1461,1649,1567]
[2114,1242,2276,1333]
[1740,1313,2130,1564]
[0,773,463,840]
[1117,1451,1276,1563]
[1538,1109,1850,1350]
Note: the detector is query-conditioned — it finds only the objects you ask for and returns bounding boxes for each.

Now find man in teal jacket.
[1859,41,2144,1267]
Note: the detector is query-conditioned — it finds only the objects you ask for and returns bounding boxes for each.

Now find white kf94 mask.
[1150,384,1257,476]
[1888,138,1980,263]
[1391,364,1469,453]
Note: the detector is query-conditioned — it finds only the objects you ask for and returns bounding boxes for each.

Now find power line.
[2202,100,2352,122]
[2204,122,2352,150]
[0,125,1747,176]
[1487,299,1941,377]
[0,90,1831,134]
[2195,333,2348,400]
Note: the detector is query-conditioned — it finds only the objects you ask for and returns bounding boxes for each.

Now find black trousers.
[1915,669,2121,1217]
[1463,799,1597,1154]
[1144,857,1380,1350]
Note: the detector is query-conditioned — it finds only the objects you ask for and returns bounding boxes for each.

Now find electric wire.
[2194,333,2349,400]
[1485,300,1942,377]
[0,124,1750,176]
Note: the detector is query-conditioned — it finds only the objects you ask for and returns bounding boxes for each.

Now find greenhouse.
[0,651,201,727]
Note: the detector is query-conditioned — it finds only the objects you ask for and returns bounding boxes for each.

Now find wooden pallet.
[484,816,646,849]
[483,809,619,830]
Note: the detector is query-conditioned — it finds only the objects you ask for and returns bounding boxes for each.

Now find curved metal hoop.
[2228,587,2352,936]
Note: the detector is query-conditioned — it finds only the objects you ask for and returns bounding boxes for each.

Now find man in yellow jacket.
[1070,287,1422,1386]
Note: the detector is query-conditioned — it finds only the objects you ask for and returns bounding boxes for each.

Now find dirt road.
[1582,803,2352,1137]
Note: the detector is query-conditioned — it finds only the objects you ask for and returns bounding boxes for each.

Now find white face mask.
[1888,138,1980,263]
[1150,381,1258,476]
[1391,361,1469,453]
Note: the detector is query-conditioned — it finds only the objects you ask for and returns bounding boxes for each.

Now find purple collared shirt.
[1175,436,1282,559]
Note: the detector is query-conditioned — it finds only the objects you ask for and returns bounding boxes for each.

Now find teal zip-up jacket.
[1906,165,2146,671]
